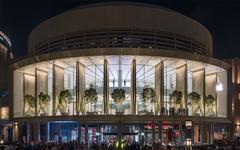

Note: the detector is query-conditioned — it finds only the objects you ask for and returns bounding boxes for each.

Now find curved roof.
[12,48,229,70]
[28,2,213,56]
[0,31,11,48]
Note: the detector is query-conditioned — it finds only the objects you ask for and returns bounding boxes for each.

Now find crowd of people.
[0,141,143,150]
[0,139,240,150]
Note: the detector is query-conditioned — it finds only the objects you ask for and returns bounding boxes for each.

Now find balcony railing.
[33,28,208,56]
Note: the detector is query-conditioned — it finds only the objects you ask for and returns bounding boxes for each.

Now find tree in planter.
[169,90,182,115]
[111,88,125,112]
[141,86,156,112]
[84,84,98,113]
[188,92,201,104]
[38,92,51,115]
[58,90,72,115]
[205,94,215,116]
[188,91,201,116]
[24,94,36,116]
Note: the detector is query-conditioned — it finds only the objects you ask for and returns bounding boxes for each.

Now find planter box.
[61,112,69,116]
[138,112,147,115]
[138,112,153,115]
[115,112,124,115]
[86,112,97,115]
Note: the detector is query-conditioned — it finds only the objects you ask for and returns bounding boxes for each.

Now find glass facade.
[13,55,228,118]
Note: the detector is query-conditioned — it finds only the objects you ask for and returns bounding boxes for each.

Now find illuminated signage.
[185,120,192,127]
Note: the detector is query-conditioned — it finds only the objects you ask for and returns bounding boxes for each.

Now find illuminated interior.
[13,55,227,118]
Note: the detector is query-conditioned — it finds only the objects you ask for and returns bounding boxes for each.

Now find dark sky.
[1,0,240,59]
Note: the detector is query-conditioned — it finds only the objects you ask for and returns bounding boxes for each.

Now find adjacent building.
[0,31,13,141]
[10,3,231,147]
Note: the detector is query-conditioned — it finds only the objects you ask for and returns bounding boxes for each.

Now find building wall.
[28,3,213,56]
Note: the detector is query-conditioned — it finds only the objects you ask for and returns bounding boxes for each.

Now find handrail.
[32,28,207,56]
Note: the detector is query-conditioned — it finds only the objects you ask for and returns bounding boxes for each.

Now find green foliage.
[24,94,36,108]
[188,91,201,104]
[141,86,156,103]
[111,88,125,104]
[84,84,98,104]
[205,94,215,106]
[38,92,50,105]
[59,89,72,104]
[169,90,182,105]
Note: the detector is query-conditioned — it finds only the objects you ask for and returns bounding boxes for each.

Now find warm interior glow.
[0,107,9,119]
[216,83,223,91]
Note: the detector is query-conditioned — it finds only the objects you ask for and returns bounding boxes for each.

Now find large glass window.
[12,55,228,118]
[108,56,131,115]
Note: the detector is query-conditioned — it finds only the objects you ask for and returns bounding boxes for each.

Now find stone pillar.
[131,59,136,115]
[76,62,85,115]
[103,59,109,115]
[176,65,188,109]
[155,61,164,114]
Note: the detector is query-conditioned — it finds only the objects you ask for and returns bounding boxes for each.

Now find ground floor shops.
[10,118,231,148]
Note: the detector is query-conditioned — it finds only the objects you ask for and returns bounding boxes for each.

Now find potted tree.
[24,94,36,116]
[188,91,201,116]
[169,90,182,115]
[205,94,215,116]
[141,86,156,114]
[38,92,51,116]
[58,89,72,115]
[111,88,125,114]
[84,84,98,115]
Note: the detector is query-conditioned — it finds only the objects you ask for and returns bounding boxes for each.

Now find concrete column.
[103,59,109,115]
[155,61,164,114]
[76,62,85,114]
[131,59,136,115]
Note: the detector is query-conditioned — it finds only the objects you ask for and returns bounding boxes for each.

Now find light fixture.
[236,121,240,127]
[186,138,192,146]
[216,83,223,92]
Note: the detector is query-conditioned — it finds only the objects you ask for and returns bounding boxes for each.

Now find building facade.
[10,3,231,147]
[0,31,13,142]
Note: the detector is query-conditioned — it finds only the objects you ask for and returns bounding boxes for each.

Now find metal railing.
[33,28,208,56]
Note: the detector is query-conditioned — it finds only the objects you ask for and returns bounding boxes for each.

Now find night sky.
[1,0,240,59]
